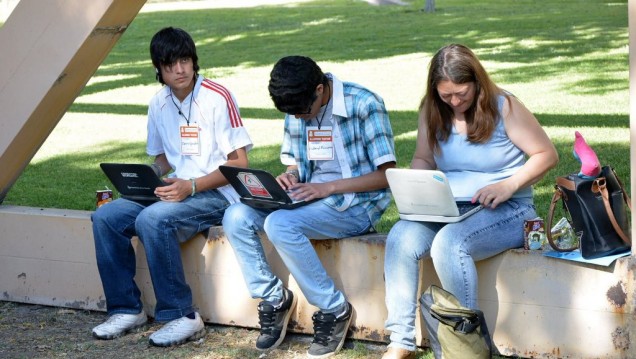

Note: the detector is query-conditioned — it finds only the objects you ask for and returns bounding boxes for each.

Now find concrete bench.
[0,205,633,358]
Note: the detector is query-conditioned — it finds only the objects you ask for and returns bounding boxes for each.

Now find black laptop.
[100,163,166,202]
[219,165,315,210]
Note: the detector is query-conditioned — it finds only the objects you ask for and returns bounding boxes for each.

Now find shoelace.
[104,314,130,326]
[311,312,337,346]
[157,317,186,333]
[257,304,277,335]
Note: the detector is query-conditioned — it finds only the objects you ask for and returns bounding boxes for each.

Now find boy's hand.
[155,178,189,201]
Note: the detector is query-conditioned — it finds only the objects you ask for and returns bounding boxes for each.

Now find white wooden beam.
[0,0,146,203]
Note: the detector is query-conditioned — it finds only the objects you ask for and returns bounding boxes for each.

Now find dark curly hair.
[268,56,328,114]
[149,27,200,85]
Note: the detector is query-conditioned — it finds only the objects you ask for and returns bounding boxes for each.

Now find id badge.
[180,125,201,155]
[307,126,334,160]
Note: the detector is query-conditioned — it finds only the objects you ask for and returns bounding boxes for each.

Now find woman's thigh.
[432,200,536,260]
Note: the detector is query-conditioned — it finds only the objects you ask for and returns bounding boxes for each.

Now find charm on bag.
[549,217,579,250]
[572,131,601,179]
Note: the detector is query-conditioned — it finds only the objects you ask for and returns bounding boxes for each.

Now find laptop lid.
[219,165,313,210]
[386,168,482,223]
[100,163,165,202]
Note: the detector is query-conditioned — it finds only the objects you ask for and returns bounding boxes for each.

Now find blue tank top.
[433,95,533,202]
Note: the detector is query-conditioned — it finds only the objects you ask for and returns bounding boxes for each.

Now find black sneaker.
[307,302,354,358]
[255,287,297,351]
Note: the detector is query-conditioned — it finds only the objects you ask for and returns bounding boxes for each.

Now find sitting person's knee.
[222,204,254,234]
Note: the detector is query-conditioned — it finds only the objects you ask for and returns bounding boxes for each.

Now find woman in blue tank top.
[381,44,558,359]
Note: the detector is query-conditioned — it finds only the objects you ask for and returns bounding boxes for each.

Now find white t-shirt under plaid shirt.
[280,73,396,227]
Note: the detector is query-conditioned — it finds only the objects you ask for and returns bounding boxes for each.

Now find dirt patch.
[0,301,392,359]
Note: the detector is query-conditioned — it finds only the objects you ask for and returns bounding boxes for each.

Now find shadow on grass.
[5,118,630,234]
[73,0,627,99]
[69,103,287,120]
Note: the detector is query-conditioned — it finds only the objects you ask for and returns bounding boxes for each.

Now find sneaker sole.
[256,293,298,351]
[92,321,148,340]
[306,305,356,359]
[148,327,207,347]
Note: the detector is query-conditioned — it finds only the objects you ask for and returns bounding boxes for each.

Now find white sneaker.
[92,311,147,340]
[148,312,206,347]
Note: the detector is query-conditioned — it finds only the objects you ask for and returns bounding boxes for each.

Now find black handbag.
[546,166,631,259]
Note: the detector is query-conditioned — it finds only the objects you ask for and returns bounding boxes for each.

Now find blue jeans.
[222,201,372,313]
[383,199,535,351]
[91,190,229,321]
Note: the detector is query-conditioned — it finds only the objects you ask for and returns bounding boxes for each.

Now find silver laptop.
[386,168,483,223]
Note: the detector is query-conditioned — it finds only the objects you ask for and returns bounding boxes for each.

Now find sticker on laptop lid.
[237,172,273,199]
[432,173,445,183]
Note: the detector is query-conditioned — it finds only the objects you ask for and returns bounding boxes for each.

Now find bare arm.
[152,154,171,176]
[472,96,558,208]
[155,147,249,201]
[194,147,248,191]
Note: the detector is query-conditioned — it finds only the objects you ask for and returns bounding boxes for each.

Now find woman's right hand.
[472,180,517,209]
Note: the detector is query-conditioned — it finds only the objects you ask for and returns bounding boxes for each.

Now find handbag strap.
[546,179,574,252]
[594,176,631,245]
[609,167,632,211]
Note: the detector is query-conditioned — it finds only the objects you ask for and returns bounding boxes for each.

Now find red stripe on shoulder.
[201,79,243,128]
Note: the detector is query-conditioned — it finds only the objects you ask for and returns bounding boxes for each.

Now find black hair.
[149,27,200,84]
[268,56,328,114]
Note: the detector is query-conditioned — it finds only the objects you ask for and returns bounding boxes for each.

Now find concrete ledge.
[0,205,634,358]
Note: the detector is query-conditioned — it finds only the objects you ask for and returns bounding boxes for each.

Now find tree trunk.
[424,0,435,13]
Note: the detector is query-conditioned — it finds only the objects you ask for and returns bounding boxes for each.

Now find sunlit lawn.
[2,0,629,234]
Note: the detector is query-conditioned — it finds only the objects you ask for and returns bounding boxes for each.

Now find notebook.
[386,168,483,223]
[100,163,166,203]
[219,165,315,210]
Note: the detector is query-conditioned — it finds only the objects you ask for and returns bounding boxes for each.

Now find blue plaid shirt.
[280,74,396,226]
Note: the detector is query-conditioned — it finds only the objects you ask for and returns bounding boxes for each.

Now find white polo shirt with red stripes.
[146,75,253,203]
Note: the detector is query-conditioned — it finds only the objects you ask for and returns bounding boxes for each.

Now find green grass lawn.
[2,0,629,235]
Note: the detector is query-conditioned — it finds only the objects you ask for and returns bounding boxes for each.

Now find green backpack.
[420,285,493,359]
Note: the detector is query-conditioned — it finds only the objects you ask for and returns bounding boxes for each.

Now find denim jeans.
[383,199,535,351]
[222,200,372,314]
[91,190,229,321]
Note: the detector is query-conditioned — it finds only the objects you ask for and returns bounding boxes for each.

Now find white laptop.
[386,168,483,223]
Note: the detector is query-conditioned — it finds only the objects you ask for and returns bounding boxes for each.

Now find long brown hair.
[419,44,503,153]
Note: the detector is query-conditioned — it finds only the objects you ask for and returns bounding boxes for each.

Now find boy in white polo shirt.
[91,27,252,347]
